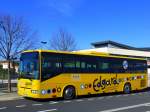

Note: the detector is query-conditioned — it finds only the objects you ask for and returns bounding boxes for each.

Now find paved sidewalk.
[0,87,22,101]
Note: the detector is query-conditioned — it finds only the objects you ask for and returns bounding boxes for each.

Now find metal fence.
[0,79,17,89]
[0,72,18,89]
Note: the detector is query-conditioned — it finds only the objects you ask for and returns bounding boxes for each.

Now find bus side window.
[64,61,75,68]
[93,64,97,69]
[87,64,92,68]
[98,62,109,73]
[55,62,62,68]
[134,60,147,73]
[81,62,86,69]
[110,59,123,73]
[87,63,97,70]
[76,61,80,68]
[42,60,51,68]
[101,62,109,70]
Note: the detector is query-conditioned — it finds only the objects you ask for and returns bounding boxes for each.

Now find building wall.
[0,61,19,72]
[108,47,150,57]
[76,47,108,53]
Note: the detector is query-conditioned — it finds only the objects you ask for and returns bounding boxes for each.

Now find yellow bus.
[18,50,148,99]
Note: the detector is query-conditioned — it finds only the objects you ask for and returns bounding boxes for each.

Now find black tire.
[63,86,76,100]
[124,83,131,94]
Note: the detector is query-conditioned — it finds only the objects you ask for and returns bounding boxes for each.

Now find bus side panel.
[39,73,147,99]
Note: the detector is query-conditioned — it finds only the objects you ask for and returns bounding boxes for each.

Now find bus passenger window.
[87,64,92,68]
[64,61,75,68]
[81,62,86,68]
[76,61,80,68]
[99,62,109,70]
[93,64,97,69]
[42,61,51,68]
[102,63,109,69]
[55,63,62,68]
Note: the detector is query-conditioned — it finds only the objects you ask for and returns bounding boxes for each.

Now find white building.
[78,40,150,87]
[0,60,19,72]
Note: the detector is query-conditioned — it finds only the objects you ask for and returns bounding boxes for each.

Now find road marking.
[123,94,128,96]
[49,101,58,105]
[131,93,136,96]
[99,102,150,112]
[63,100,71,103]
[116,95,121,97]
[138,93,143,95]
[37,109,57,112]
[32,104,43,106]
[19,97,24,99]
[106,96,113,99]
[76,99,84,102]
[16,105,26,108]
[145,104,150,106]
[87,98,95,101]
[98,97,104,100]
[0,107,7,110]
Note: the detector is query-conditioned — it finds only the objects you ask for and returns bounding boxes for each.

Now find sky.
[0,0,150,50]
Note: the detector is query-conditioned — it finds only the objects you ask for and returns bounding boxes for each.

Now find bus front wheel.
[63,86,76,100]
[123,83,131,94]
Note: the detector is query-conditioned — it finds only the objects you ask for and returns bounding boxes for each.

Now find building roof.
[137,47,150,51]
[91,40,150,51]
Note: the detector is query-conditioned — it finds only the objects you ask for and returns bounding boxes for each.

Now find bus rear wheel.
[63,86,76,100]
[124,83,131,94]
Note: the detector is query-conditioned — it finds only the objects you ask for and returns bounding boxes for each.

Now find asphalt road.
[1,90,150,112]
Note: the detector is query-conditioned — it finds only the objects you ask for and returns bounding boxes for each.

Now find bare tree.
[50,28,76,51]
[0,15,37,92]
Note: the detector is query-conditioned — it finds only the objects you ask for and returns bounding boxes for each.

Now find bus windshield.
[19,52,39,80]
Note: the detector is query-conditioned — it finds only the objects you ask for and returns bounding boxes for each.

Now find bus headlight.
[41,90,47,95]
[31,90,39,94]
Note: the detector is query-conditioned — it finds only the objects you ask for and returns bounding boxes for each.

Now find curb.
[0,91,23,101]
[0,95,23,101]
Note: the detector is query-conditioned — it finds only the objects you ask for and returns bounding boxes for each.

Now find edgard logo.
[93,75,119,92]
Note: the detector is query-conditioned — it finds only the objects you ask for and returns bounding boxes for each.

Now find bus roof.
[22,49,147,60]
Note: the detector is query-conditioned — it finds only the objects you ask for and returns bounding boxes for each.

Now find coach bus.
[18,50,148,99]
